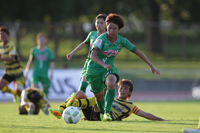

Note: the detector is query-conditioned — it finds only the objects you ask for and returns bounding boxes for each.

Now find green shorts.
[86,68,119,93]
[81,59,89,78]
[31,75,50,89]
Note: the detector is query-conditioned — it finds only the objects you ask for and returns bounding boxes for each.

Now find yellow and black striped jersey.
[111,98,140,121]
[0,41,23,76]
[21,88,47,103]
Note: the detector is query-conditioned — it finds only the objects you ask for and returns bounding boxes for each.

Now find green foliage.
[0,101,199,133]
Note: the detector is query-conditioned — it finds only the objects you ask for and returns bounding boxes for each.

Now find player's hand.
[150,67,161,76]
[103,64,111,71]
[66,53,73,60]
[24,74,27,80]
[50,73,53,80]
[43,104,50,115]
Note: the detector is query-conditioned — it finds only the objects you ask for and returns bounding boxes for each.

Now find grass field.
[0,100,199,133]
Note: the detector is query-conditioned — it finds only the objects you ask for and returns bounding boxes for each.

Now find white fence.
[0,69,93,101]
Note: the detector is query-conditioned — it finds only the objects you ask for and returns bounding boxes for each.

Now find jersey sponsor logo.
[36,55,47,61]
[95,39,102,48]
[102,50,118,57]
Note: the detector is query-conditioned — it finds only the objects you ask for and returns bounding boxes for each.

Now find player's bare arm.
[50,61,55,80]
[66,41,86,60]
[90,48,111,70]
[134,50,161,75]
[24,54,33,79]
[137,109,167,121]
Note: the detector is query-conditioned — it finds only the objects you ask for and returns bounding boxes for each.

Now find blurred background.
[1,0,200,101]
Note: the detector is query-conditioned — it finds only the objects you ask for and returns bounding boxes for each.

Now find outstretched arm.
[137,109,167,121]
[134,50,160,75]
[49,61,55,80]
[66,42,87,60]
[24,54,33,79]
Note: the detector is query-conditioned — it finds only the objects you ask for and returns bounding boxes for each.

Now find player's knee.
[95,96,103,102]
[106,82,116,90]
[0,83,6,90]
[76,91,87,99]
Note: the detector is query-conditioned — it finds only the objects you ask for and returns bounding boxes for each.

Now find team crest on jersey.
[117,44,122,49]
[95,39,102,48]
[102,50,118,57]
[36,55,47,61]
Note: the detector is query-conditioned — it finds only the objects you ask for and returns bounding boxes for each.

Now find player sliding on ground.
[19,87,50,115]
[49,79,167,121]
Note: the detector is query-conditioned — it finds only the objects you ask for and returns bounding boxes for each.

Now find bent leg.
[104,74,117,113]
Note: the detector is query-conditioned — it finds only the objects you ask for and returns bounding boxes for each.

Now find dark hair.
[106,13,124,29]
[28,91,40,104]
[36,32,48,42]
[0,26,9,35]
[96,14,107,21]
[117,79,134,98]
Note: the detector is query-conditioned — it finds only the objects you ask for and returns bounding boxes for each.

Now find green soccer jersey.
[31,47,55,77]
[86,33,135,76]
[81,31,101,77]
[84,31,99,59]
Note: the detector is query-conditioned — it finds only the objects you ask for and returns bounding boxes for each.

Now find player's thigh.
[0,74,12,89]
[31,75,39,85]
[15,74,25,91]
[40,77,50,89]
[86,75,104,94]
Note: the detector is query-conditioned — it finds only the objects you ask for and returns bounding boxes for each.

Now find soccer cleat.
[48,108,62,119]
[103,113,112,121]
[100,113,104,121]
[66,93,76,107]
[182,129,200,133]
[13,94,18,103]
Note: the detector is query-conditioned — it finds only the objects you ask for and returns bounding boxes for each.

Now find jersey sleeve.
[123,38,136,51]
[132,104,140,115]
[9,43,17,55]
[48,49,55,61]
[92,34,105,50]
[84,32,92,44]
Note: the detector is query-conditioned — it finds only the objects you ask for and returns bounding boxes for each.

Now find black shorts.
[1,73,25,86]
[82,107,101,121]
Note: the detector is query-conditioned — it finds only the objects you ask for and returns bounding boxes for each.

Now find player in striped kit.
[0,26,25,103]
[49,79,166,121]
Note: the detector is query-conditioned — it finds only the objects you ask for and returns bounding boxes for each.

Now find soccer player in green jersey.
[85,13,161,121]
[25,33,55,99]
[49,79,167,121]
[0,26,25,103]
[66,14,107,98]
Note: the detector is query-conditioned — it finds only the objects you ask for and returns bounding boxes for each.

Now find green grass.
[0,101,199,133]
